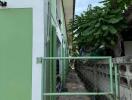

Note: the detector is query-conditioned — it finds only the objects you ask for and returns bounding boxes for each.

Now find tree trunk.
[111,0,117,9]
[113,34,124,57]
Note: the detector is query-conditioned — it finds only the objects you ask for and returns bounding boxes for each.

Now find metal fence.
[42,57,118,100]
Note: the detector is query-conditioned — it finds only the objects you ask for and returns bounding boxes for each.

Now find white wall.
[124,41,132,56]
[3,0,33,8]
[1,1,45,100]
[32,0,45,100]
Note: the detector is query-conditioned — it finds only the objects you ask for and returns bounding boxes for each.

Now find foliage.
[69,0,132,56]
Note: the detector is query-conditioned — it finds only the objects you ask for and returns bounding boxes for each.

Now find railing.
[75,57,119,100]
[42,56,118,100]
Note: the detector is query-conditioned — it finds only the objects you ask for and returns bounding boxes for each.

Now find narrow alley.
[58,69,91,100]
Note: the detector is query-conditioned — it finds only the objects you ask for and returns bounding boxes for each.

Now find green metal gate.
[42,56,120,100]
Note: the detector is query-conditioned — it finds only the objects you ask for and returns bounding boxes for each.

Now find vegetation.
[69,0,132,56]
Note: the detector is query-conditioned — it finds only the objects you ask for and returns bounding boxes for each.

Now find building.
[0,0,75,100]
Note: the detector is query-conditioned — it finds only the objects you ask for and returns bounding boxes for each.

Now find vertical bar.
[117,64,120,100]
[115,64,119,100]
[64,48,66,82]
[51,26,57,100]
[62,45,65,84]
[60,40,63,82]
[42,60,46,100]
[49,25,57,100]
[109,57,114,93]
[93,64,96,100]
[49,26,52,100]
[52,26,57,93]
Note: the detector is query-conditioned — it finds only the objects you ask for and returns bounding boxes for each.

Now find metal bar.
[109,57,114,93]
[63,48,66,82]
[115,64,119,100]
[114,62,132,64]
[43,92,112,96]
[49,24,53,100]
[42,61,46,100]
[62,46,65,83]
[43,56,114,97]
[117,65,120,100]
[52,26,57,93]
[43,56,111,60]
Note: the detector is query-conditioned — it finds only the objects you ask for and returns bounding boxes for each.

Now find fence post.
[114,64,120,100]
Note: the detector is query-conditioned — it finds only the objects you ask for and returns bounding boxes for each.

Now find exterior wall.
[0,0,71,100]
[75,57,132,100]
[43,0,70,100]
[124,41,132,56]
[50,0,69,70]
[114,57,132,100]
[0,0,45,100]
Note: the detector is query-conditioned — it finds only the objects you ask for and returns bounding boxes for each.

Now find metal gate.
[42,56,119,100]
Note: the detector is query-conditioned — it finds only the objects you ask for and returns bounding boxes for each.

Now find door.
[0,8,32,100]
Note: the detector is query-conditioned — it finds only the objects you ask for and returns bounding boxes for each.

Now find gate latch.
[36,57,43,64]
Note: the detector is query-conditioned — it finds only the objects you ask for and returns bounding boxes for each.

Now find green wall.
[50,0,56,27]
[49,0,69,83]
[0,8,32,100]
[46,0,69,96]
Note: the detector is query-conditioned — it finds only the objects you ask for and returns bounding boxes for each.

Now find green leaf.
[109,26,117,34]
[107,17,123,24]
[111,9,122,14]
[95,29,102,35]
[95,34,100,39]
[88,28,97,35]
[79,23,89,28]
[95,23,100,27]
[102,25,108,30]
[82,26,95,35]
[103,31,109,37]
[89,20,97,25]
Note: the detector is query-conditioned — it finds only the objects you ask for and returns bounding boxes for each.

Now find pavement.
[58,69,91,100]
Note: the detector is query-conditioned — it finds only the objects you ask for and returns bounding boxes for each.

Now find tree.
[69,0,132,56]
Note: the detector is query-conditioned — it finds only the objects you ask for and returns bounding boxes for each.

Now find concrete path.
[58,69,91,100]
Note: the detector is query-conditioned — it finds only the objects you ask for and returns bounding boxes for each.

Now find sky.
[75,0,103,15]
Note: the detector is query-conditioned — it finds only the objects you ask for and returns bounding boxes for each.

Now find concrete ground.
[58,69,91,100]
